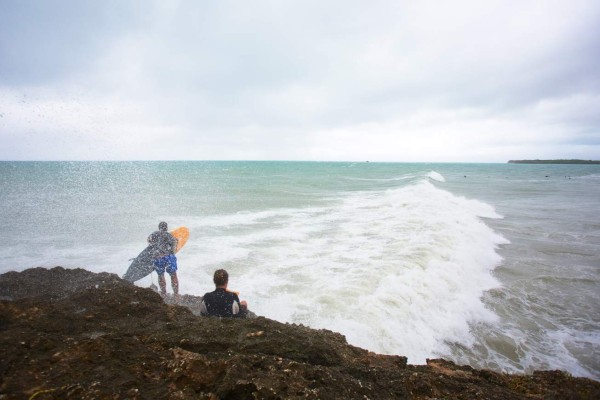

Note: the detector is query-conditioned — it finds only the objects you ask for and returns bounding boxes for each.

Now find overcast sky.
[1,0,599,162]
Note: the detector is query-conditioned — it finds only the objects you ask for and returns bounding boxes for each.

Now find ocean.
[0,161,598,379]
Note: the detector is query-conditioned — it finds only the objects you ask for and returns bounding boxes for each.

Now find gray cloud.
[0,0,139,85]
[1,0,599,161]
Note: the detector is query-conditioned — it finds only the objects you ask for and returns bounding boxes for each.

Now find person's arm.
[232,294,247,318]
[148,232,159,245]
[200,299,209,316]
[170,234,178,253]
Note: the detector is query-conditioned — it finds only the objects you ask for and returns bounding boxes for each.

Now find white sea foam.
[3,161,597,378]
[427,171,446,182]
[178,180,507,364]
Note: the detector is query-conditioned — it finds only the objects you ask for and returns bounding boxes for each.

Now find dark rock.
[1,267,598,399]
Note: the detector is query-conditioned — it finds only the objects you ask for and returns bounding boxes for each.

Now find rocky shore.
[1,267,598,399]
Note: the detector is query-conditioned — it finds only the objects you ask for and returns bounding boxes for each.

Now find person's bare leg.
[158,274,167,295]
[170,272,179,296]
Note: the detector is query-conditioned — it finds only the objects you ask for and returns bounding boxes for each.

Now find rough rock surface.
[0,267,598,399]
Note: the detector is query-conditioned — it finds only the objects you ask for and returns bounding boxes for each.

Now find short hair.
[213,269,229,286]
[159,221,168,231]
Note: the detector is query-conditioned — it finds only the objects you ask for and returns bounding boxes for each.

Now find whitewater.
[0,161,598,379]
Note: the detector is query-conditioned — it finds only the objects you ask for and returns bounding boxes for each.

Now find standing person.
[200,269,248,318]
[148,221,179,296]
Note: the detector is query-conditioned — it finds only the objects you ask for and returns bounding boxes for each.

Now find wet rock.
[1,267,598,399]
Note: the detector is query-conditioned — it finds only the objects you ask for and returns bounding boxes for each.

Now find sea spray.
[1,161,598,378]
[180,177,507,364]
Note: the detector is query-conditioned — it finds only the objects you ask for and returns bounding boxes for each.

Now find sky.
[1,0,599,162]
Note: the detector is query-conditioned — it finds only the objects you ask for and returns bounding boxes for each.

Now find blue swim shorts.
[153,254,177,275]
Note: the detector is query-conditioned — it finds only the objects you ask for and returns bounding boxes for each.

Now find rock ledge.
[1,267,598,399]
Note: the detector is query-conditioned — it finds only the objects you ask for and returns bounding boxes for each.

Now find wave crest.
[427,171,446,182]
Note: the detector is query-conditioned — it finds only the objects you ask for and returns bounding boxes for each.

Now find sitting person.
[200,269,248,318]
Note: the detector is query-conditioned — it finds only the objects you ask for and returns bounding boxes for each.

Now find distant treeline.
[508,159,600,164]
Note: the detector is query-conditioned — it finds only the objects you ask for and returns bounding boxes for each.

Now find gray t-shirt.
[147,230,177,258]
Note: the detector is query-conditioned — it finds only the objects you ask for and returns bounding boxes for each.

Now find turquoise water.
[0,161,599,379]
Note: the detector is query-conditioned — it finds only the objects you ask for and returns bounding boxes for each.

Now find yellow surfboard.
[171,226,189,253]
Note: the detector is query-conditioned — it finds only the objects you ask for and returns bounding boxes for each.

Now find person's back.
[148,229,176,258]
[200,269,248,318]
[201,288,243,317]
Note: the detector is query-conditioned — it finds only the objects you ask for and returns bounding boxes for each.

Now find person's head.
[213,269,229,288]
[159,221,168,231]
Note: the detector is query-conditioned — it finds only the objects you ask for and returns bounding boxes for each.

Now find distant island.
[508,159,600,164]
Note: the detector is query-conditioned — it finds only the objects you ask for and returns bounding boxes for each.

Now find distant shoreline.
[508,159,600,164]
